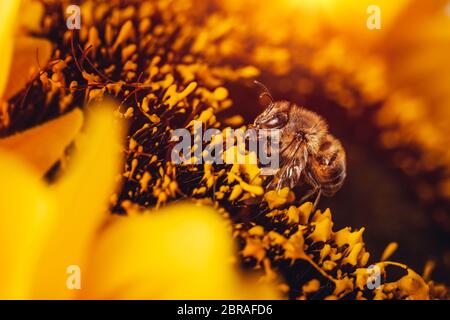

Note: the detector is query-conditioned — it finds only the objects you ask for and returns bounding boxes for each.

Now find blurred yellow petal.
[18,0,44,33]
[381,242,398,261]
[0,108,83,176]
[32,104,124,299]
[3,36,53,101]
[384,1,450,100]
[0,152,54,299]
[83,203,278,299]
[376,0,450,181]
[0,0,21,100]
[0,0,50,101]
[288,0,411,49]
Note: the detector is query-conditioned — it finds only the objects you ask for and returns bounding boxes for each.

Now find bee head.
[253,80,290,130]
[254,101,290,129]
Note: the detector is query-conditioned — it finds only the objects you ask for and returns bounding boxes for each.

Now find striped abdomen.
[310,134,346,197]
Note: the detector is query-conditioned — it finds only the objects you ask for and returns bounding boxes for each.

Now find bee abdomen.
[313,133,347,197]
[320,166,346,197]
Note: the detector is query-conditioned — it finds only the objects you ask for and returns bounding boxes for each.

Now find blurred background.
[211,0,450,283]
[1,0,449,287]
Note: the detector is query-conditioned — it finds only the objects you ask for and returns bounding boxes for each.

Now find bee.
[251,81,346,208]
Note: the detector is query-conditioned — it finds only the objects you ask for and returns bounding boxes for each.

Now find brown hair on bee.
[251,80,347,208]
[309,134,346,198]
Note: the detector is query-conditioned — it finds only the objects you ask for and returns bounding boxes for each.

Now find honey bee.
[251,81,346,208]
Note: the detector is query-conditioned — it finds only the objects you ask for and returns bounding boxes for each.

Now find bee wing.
[268,141,308,190]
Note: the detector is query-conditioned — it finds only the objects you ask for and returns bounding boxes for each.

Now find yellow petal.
[32,104,123,299]
[0,152,54,299]
[0,108,83,176]
[3,36,53,101]
[264,187,295,209]
[312,0,411,48]
[302,279,320,294]
[18,0,44,34]
[0,0,21,100]
[283,230,308,262]
[381,242,398,261]
[309,209,333,243]
[83,203,278,299]
[396,269,429,300]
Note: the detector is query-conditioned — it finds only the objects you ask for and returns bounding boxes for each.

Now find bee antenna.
[254,80,274,103]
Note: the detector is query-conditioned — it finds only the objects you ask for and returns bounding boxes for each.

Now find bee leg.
[303,171,322,213]
[299,187,318,204]
[311,188,322,214]
[212,165,216,203]
[298,187,321,213]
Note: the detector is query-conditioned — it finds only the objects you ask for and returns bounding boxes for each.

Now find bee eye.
[261,112,288,129]
[316,156,328,166]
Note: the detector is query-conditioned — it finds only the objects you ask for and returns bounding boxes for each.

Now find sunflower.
[0,0,276,300]
[0,0,448,300]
